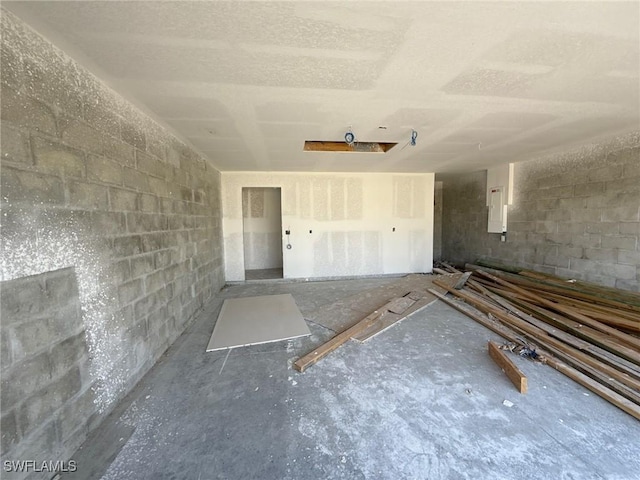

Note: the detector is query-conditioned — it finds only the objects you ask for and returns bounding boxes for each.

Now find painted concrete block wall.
[223,172,434,281]
[1,268,87,479]
[440,132,640,291]
[242,188,283,270]
[0,9,224,470]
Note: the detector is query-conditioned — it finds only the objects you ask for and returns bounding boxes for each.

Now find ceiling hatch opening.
[304,141,397,153]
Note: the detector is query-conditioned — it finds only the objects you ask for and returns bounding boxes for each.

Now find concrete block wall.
[0,9,224,474]
[1,268,88,478]
[439,132,640,291]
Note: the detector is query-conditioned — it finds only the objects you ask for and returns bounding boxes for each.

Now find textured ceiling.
[5,1,639,173]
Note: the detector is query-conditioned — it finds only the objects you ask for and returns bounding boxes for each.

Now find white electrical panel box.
[488,186,507,233]
[486,163,514,234]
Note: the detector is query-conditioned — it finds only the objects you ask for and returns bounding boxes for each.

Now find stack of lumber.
[430,262,640,421]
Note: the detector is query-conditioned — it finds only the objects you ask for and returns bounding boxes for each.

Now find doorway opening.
[242,187,284,280]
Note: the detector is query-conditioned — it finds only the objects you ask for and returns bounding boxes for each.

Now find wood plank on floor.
[488,340,528,394]
[294,308,388,372]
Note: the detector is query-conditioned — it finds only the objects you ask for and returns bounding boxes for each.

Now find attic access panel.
[304,141,397,153]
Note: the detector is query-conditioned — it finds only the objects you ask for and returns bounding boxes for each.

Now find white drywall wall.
[242,187,283,270]
[223,172,435,281]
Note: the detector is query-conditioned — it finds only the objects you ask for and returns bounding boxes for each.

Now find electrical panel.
[486,163,514,235]
[487,186,507,233]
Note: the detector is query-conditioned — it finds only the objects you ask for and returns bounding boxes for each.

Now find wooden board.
[431,273,464,295]
[350,310,402,343]
[386,296,416,314]
[351,292,435,343]
[454,271,472,289]
[435,278,640,381]
[473,270,640,364]
[488,341,527,394]
[294,297,408,372]
[305,274,434,333]
[427,288,521,344]
[429,288,640,421]
[303,141,397,152]
[468,280,640,393]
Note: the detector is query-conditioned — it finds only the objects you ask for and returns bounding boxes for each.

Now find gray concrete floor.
[245,268,283,281]
[67,277,640,480]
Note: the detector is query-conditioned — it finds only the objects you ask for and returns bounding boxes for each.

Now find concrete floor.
[245,268,284,281]
[66,277,640,480]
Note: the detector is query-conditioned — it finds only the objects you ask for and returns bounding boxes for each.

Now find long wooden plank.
[295,294,415,372]
[541,290,640,324]
[352,292,434,343]
[303,140,396,152]
[474,260,640,307]
[428,289,522,344]
[503,296,640,377]
[474,270,640,362]
[441,262,462,273]
[445,282,640,409]
[519,269,640,306]
[545,357,640,421]
[467,264,640,314]
[539,296,640,333]
[454,271,473,289]
[430,273,464,295]
[488,341,527,393]
[351,310,401,343]
[537,339,640,405]
[430,289,640,420]
[474,260,523,274]
[433,267,450,275]
[467,280,640,394]
[435,279,640,382]
[494,290,640,360]
[386,296,416,314]
[294,309,384,372]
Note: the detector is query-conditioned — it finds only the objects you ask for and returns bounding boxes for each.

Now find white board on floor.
[206,294,310,351]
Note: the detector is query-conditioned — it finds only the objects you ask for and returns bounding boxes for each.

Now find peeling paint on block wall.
[1,207,129,412]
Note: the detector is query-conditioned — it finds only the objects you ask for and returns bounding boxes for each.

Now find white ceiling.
[6,1,640,173]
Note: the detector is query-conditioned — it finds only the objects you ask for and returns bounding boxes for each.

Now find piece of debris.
[499,341,542,361]
[502,400,514,407]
